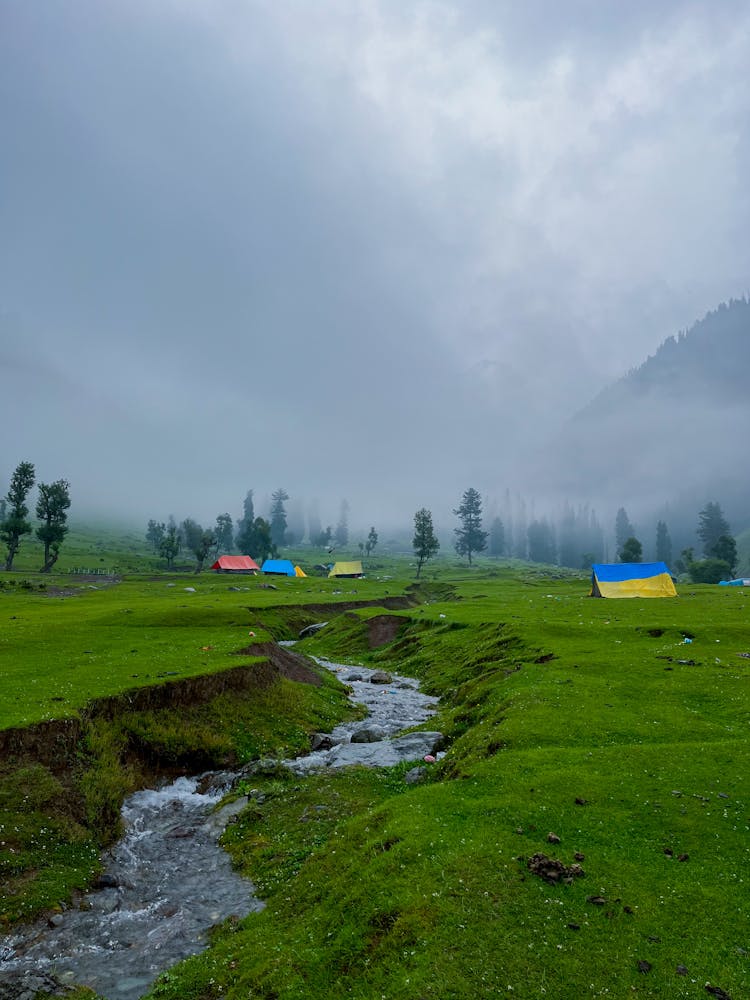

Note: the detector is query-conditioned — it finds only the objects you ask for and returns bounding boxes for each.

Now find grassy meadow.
[0,531,748,998]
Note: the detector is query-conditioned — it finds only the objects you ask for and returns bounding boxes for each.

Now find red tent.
[211,555,260,573]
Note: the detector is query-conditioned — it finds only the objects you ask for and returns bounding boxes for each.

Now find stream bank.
[0,654,440,1000]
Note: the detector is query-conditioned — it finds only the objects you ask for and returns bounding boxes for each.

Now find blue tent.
[261,559,296,576]
[591,562,677,598]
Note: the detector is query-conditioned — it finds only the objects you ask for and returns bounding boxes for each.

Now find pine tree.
[270,488,289,548]
[335,499,349,547]
[454,488,487,565]
[615,507,635,550]
[697,502,731,557]
[235,491,255,551]
[488,517,505,557]
[655,520,672,565]
[307,500,322,548]
[527,518,556,564]
[1,461,36,570]
[413,508,440,578]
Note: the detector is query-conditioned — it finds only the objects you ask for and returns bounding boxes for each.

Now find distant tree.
[619,536,643,563]
[242,490,255,526]
[181,518,216,574]
[712,535,737,575]
[307,501,322,547]
[689,557,731,584]
[557,505,578,568]
[36,479,71,572]
[488,516,505,557]
[1,461,36,571]
[334,499,349,547]
[235,515,275,562]
[286,498,306,546]
[146,519,166,553]
[674,547,694,576]
[365,526,378,558]
[527,519,556,564]
[580,552,596,570]
[655,520,672,565]
[251,516,275,563]
[159,522,180,569]
[315,525,333,549]
[413,508,440,578]
[270,488,289,548]
[235,491,255,550]
[615,507,635,551]
[697,501,731,556]
[214,513,234,553]
[0,499,6,522]
[454,487,487,565]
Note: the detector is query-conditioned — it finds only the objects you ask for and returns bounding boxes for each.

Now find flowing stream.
[0,655,439,1000]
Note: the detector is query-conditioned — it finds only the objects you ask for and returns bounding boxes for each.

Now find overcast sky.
[1,1,749,533]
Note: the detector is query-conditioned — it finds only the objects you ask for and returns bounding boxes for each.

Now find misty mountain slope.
[533,298,750,524]
[587,298,750,412]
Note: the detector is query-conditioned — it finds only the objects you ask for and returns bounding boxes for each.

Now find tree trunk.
[41,549,59,573]
[5,538,18,571]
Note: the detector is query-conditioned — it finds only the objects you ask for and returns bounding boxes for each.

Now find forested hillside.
[535,298,750,540]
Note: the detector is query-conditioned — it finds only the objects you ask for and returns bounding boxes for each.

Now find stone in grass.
[586,895,607,905]
[705,987,733,1000]
[676,965,689,976]
[547,832,561,844]
[404,766,427,785]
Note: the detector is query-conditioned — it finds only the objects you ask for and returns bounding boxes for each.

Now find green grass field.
[1,537,748,998]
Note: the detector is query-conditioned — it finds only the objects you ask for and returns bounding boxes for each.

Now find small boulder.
[369,670,393,684]
[310,733,335,751]
[404,766,427,785]
[351,725,387,743]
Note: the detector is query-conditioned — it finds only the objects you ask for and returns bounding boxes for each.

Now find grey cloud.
[1,1,749,532]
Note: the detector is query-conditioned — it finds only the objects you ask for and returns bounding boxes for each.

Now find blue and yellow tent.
[590,562,677,598]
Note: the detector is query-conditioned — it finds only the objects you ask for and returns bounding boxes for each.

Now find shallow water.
[0,776,262,1000]
[0,653,438,999]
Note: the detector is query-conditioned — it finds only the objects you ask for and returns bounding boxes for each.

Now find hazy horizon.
[2,2,749,531]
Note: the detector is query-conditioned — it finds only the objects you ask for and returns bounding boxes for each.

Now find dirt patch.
[367,615,405,649]
[527,852,585,885]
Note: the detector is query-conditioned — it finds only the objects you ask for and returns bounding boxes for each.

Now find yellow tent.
[328,561,364,578]
[294,565,307,577]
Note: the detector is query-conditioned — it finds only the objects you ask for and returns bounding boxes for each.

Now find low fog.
[2,2,749,539]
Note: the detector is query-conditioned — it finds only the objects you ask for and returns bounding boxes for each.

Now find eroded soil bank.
[0,640,360,930]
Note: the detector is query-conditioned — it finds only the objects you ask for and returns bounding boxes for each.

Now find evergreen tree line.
[413,490,742,583]
[145,489,379,573]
